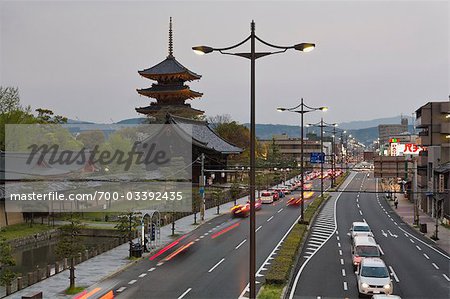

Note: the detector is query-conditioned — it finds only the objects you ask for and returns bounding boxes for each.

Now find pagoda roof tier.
[167,114,243,154]
[138,56,201,81]
[135,104,204,117]
[136,85,203,100]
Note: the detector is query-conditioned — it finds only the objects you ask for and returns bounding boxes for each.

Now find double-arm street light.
[193,21,315,298]
[277,99,327,224]
[324,125,345,188]
[308,118,337,198]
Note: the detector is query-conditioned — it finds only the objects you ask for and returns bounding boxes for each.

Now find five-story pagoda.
[136,18,204,120]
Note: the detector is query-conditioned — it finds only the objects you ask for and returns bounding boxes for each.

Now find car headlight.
[383,284,391,290]
[361,283,369,289]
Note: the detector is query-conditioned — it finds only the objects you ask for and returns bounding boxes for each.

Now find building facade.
[415,100,450,221]
[378,117,409,144]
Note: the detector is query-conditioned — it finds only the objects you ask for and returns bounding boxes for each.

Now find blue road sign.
[310,152,325,163]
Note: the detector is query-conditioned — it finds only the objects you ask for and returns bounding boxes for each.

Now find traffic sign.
[310,152,325,163]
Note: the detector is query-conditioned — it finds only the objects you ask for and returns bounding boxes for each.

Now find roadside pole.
[200,153,206,222]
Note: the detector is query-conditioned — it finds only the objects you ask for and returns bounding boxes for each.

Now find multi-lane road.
[93,178,331,299]
[288,171,450,298]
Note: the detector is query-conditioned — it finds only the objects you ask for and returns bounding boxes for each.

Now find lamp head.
[277,107,286,112]
[192,46,214,55]
[294,43,315,52]
[320,106,328,111]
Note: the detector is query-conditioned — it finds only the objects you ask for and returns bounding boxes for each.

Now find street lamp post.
[193,21,314,298]
[277,99,327,223]
[308,119,337,197]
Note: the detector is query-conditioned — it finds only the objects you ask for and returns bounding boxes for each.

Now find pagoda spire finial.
[168,17,174,58]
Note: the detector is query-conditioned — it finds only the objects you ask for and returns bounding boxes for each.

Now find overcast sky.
[1,1,448,125]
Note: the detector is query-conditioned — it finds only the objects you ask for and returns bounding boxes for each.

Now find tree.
[35,108,68,124]
[230,179,241,206]
[214,121,250,149]
[0,87,22,114]
[207,114,232,129]
[55,215,85,290]
[77,130,106,150]
[0,237,16,294]
[211,188,223,215]
[115,211,141,258]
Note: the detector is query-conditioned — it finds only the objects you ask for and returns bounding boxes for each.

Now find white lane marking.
[208,258,225,273]
[342,269,346,276]
[396,224,450,260]
[199,235,204,239]
[410,239,415,243]
[416,245,422,251]
[381,230,388,237]
[287,172,356,299]
[138,273,147,278]
[336,231,339,235]
[203,232,209,236]
[423,253,430,259]
[310,236,328,242]
[432,263,439,270]
[389,266,400,282]
[148,267,156,272]
[256,225,263,232]
[337,242,341,248]
[128,280,137,285]
[336,236,340,241]
[443,274,450,282]
[388,230,398,238]
[195,238,200,242]
[157,262,164,266]
[359,210,363,215]
[116,287,127,293]
[378,245,384,256]
[343,281,348,291]
[340,258,344,265]
[362,218,366,222]
[277,208,283,213]
[177,288,192,299]
[394,222,398,225]
[267,216,274,222]
[235,239,247,250]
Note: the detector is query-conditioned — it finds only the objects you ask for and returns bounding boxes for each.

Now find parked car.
[371,295,401,299]
[357,257,393,296]
[260,191,274,204]
[352,235,381,270]
[350,221,373,239]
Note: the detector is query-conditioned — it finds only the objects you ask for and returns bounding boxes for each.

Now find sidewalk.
[386,193,450,255]
[7,195,251,299]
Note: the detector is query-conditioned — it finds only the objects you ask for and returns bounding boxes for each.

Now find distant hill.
[338,115,414,130]
[115,118,147,124]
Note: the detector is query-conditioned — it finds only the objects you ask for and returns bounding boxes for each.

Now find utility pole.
[200,153,205,222]
[320,118,324,198]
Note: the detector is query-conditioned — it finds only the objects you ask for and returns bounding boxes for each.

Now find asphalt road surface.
[289,171,450,299]
[90,177,331,299]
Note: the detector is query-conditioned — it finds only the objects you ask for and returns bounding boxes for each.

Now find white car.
[260,191,273,204]
[352,235,381,270]
[357,258,393,296]
[371,295,401,299]
[350,221,373,239]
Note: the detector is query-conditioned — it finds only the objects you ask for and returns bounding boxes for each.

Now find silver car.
[357,257,393,296]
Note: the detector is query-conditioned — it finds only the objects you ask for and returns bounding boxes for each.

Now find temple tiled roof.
[138,56,201,81]
[135,105,204,117]
[136,84,203,99]
[168,115,243,154]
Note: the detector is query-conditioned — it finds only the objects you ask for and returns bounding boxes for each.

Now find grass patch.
[0,223,58,241]
[258,283,284,299]
[64,286,85,295]
[263,193,330,287]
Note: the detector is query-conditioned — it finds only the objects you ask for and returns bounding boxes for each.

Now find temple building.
[136,18,204,120]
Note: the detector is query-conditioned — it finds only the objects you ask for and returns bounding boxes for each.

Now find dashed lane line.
[208,258,225,273]
[177,288,192,299]
[416,245,422,251]
[116,287,127,293]
[432,263,439,270]
[343,281,348,291]
[389,266,400,283]
[256,225,263,232]
[423,253,430,259]
[277,208,283,213]
[342,269,346,277]
[339,250,342,256]
[443,274,450,282]
[148,267,156,272]
[267,216,274,222]
[235,239,247,250]
[128,280,137,285]
[138,273,147,278]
